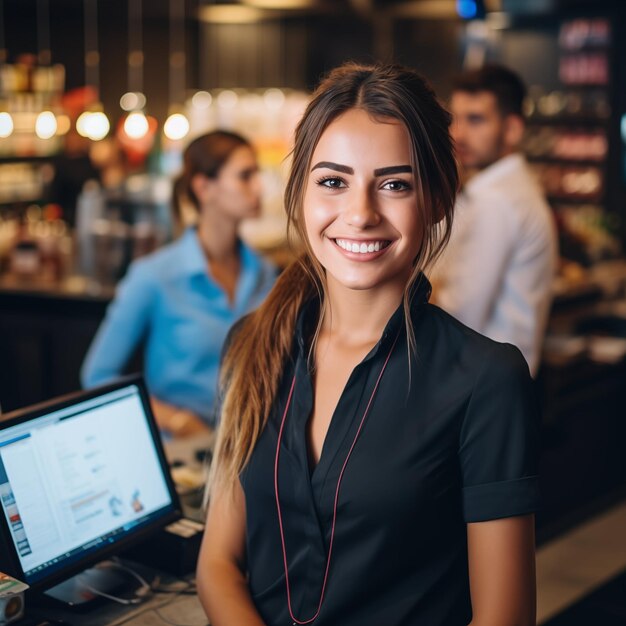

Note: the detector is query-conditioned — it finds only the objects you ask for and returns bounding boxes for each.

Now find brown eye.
[382,180,411,192]
[316,176,346,189]
[239,168,257,182]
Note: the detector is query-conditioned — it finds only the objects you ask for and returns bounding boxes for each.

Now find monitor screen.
[0,379,180,587]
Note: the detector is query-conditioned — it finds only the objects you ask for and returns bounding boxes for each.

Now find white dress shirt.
[432,153,558,376]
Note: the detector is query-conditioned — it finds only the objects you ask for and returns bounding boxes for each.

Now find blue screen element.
[457,0,478,19]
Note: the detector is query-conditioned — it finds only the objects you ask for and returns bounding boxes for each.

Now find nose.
[250,172,262,197]
[343,187,381,229]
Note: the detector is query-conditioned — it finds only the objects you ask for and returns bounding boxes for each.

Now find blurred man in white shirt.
[432,65,558,377]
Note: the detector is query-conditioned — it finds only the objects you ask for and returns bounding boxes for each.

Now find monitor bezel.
[0,375,183,591]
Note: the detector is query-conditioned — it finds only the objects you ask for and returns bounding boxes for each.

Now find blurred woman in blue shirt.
[81,131,277,437]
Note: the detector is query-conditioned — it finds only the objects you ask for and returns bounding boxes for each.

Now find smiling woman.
[304,109,422,296]
[197,63,539,626]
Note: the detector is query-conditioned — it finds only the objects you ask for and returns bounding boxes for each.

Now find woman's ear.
[190,173,215,205]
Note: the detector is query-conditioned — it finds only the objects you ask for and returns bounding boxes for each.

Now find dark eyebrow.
[311,161,354,174]
[373,165,412,176]
[311,162,412,176]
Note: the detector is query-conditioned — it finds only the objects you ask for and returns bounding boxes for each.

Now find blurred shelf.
[526,116,609,127]
[547,194,605,205]
[558,81,610,89]
[559,45,610,53]
[527,155,606,166]
[0,274,114,303]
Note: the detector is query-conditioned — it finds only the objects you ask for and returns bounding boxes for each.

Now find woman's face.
[302,108,422,296]
[206,145,261,221]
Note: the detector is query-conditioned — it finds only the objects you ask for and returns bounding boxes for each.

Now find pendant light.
[163,0,189,141]
[0,0,13,138]
[76,0,109,141]
[121,0,149,140]
[34,0,57,139]
[0,111,12,138]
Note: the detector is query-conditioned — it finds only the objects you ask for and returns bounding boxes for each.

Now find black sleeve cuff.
[463,475,540,523]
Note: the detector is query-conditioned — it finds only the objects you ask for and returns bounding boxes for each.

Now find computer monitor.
[0,376,182,592]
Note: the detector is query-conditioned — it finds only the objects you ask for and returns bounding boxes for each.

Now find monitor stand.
[42,559,152,607]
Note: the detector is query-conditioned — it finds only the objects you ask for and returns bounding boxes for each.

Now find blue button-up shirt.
[81,227,277,426]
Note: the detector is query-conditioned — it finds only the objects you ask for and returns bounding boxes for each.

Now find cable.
[71,558,201,625]
[109,587,204,626]
[37,0,51,65]
[152,579,196,595]
[75,558,154,606]
[128,0,143,95]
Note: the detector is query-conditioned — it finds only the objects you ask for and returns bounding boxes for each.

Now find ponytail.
[171,174,187,226]
[208,256,318,495]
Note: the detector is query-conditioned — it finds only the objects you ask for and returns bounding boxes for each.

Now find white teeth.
[335,239,388,254]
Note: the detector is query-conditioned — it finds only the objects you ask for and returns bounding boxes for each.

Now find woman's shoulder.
[125,236,189,280]
[419,303,531,381]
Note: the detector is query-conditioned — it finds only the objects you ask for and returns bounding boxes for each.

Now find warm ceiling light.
[263,88,285,110]
[56,114,71,135]
[76,111,91,137]
[191,91,212,109]
[124,111,150,139]
[217,90,238,108]
[120,91,147,112]
[199,5,265,23]
[163,112,189,140]
[0,112,14,138]
[390,0,458,19]
[35,111,57,139]
[243,0,313,7]
[84,111,110,141]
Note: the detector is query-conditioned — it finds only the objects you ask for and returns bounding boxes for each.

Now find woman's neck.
[321,279,405,348]
[196,209,239,264]
[196,208,241,305]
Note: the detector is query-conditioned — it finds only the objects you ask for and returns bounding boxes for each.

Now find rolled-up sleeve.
[459,343,540,522]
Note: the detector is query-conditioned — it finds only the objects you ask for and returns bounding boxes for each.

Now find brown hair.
[452,64,527,118]
[172,130,251,222]
[209,62,458,495]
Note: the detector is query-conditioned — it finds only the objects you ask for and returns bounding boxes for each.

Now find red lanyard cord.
[273,333,400,625]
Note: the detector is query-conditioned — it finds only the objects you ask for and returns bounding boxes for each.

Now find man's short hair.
[452,64,526,117]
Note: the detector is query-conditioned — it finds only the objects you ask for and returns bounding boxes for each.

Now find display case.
[522,17,622,265]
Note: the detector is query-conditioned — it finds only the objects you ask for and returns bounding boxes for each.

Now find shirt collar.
[294,273,431,355]
[464,152,526,198]
[179,227,209,277]
[379,273,431,346]
[178,226,258,280]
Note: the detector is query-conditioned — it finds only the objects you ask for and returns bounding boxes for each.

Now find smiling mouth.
[334,238,392,254]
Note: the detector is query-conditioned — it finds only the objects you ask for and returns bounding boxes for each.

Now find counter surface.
[0,274,115,303]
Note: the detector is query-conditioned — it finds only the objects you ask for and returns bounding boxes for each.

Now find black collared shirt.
[240,277,539,626]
